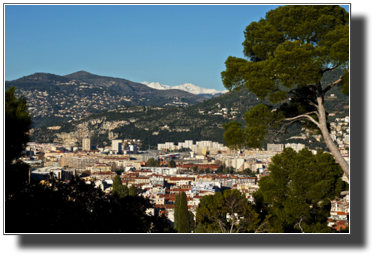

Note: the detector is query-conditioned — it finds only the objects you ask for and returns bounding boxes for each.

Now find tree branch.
[306,84,317,93]
[294,217,305,233]
[321,64,341,74]
[268,119,301,140]
[283,112,320,128]
[213,218,227,233]
[230,215,234,233]
[322,77,343,96]
[255,219,269,233]
[288,90,301,97]
[307,100,319,110]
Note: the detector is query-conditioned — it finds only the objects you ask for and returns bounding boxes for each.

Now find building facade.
[112,139,123,153]
[82,138,91,151]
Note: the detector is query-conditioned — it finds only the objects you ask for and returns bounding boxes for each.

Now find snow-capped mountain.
[141,81,228,96]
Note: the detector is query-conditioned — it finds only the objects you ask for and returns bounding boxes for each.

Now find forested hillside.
[25,70,349,149]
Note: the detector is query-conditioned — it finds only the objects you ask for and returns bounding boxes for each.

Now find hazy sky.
[5,4,349,91]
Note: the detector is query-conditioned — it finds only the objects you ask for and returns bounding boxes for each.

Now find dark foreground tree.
[5,86,32,165]
[255,148,348,233]
[6,177,174,233]
[5,86,32,195]
[196,189,260,233]
[221,5,349,178]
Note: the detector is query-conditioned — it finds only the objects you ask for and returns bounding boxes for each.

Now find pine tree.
[169,160,176,168]
[178,192,190,233]
[195,222,206,233]
[256,148,347,233]
[112,175,122,194]
[221,5,350,178]
[116,185,130,198]
[129,185,138,196]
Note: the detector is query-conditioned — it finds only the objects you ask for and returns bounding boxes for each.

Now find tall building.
[112,139,123,153]
[82,138,91,151]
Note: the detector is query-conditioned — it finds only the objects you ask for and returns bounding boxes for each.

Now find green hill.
[23,69,348,150]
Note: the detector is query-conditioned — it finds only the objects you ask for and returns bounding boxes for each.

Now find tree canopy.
[196,189,260,233]
[5,86,32,195]
[169,160,176,168]
[112,175,123,192]
[222,121,245,150]
[6,176,175,233]
[146,158,160,167]
[255,148,348,233]
[5,86,32,165]
[221,5,349,178]
[129,185,138,196]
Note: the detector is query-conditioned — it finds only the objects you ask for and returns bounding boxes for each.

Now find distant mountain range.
[5,71,206,128]
[6,71,205,101]
[142,81,228,97]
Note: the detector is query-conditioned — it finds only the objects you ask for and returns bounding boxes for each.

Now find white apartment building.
[82,138,91,151]
[158,140,226,154]
[285,143,306,152]
[141,167,178,175]
[267,143,284,152]
[112,139,123,153]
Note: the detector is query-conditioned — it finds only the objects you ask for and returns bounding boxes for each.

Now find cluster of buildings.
[81,138,140,154]
[328,191,350,231]
[157,140,228,156]
[266,143,306,152]
[22,131,349,230]
[109,168,259,224]
[16,83,156,126]
[19,88,110,122]
[329,116,349,155]
[197,103,240,119]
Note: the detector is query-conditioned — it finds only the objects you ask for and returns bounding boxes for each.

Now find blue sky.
[5,4,349,91]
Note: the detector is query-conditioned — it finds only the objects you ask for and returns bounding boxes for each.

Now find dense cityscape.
[20,126,349,232]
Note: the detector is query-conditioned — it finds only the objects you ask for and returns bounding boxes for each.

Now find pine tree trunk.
[317,96,349,179]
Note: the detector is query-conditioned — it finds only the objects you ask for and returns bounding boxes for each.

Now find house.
[331,220,349,231]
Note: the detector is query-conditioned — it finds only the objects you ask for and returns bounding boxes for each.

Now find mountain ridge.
[141,81,228,96]
[6,71,206,100]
